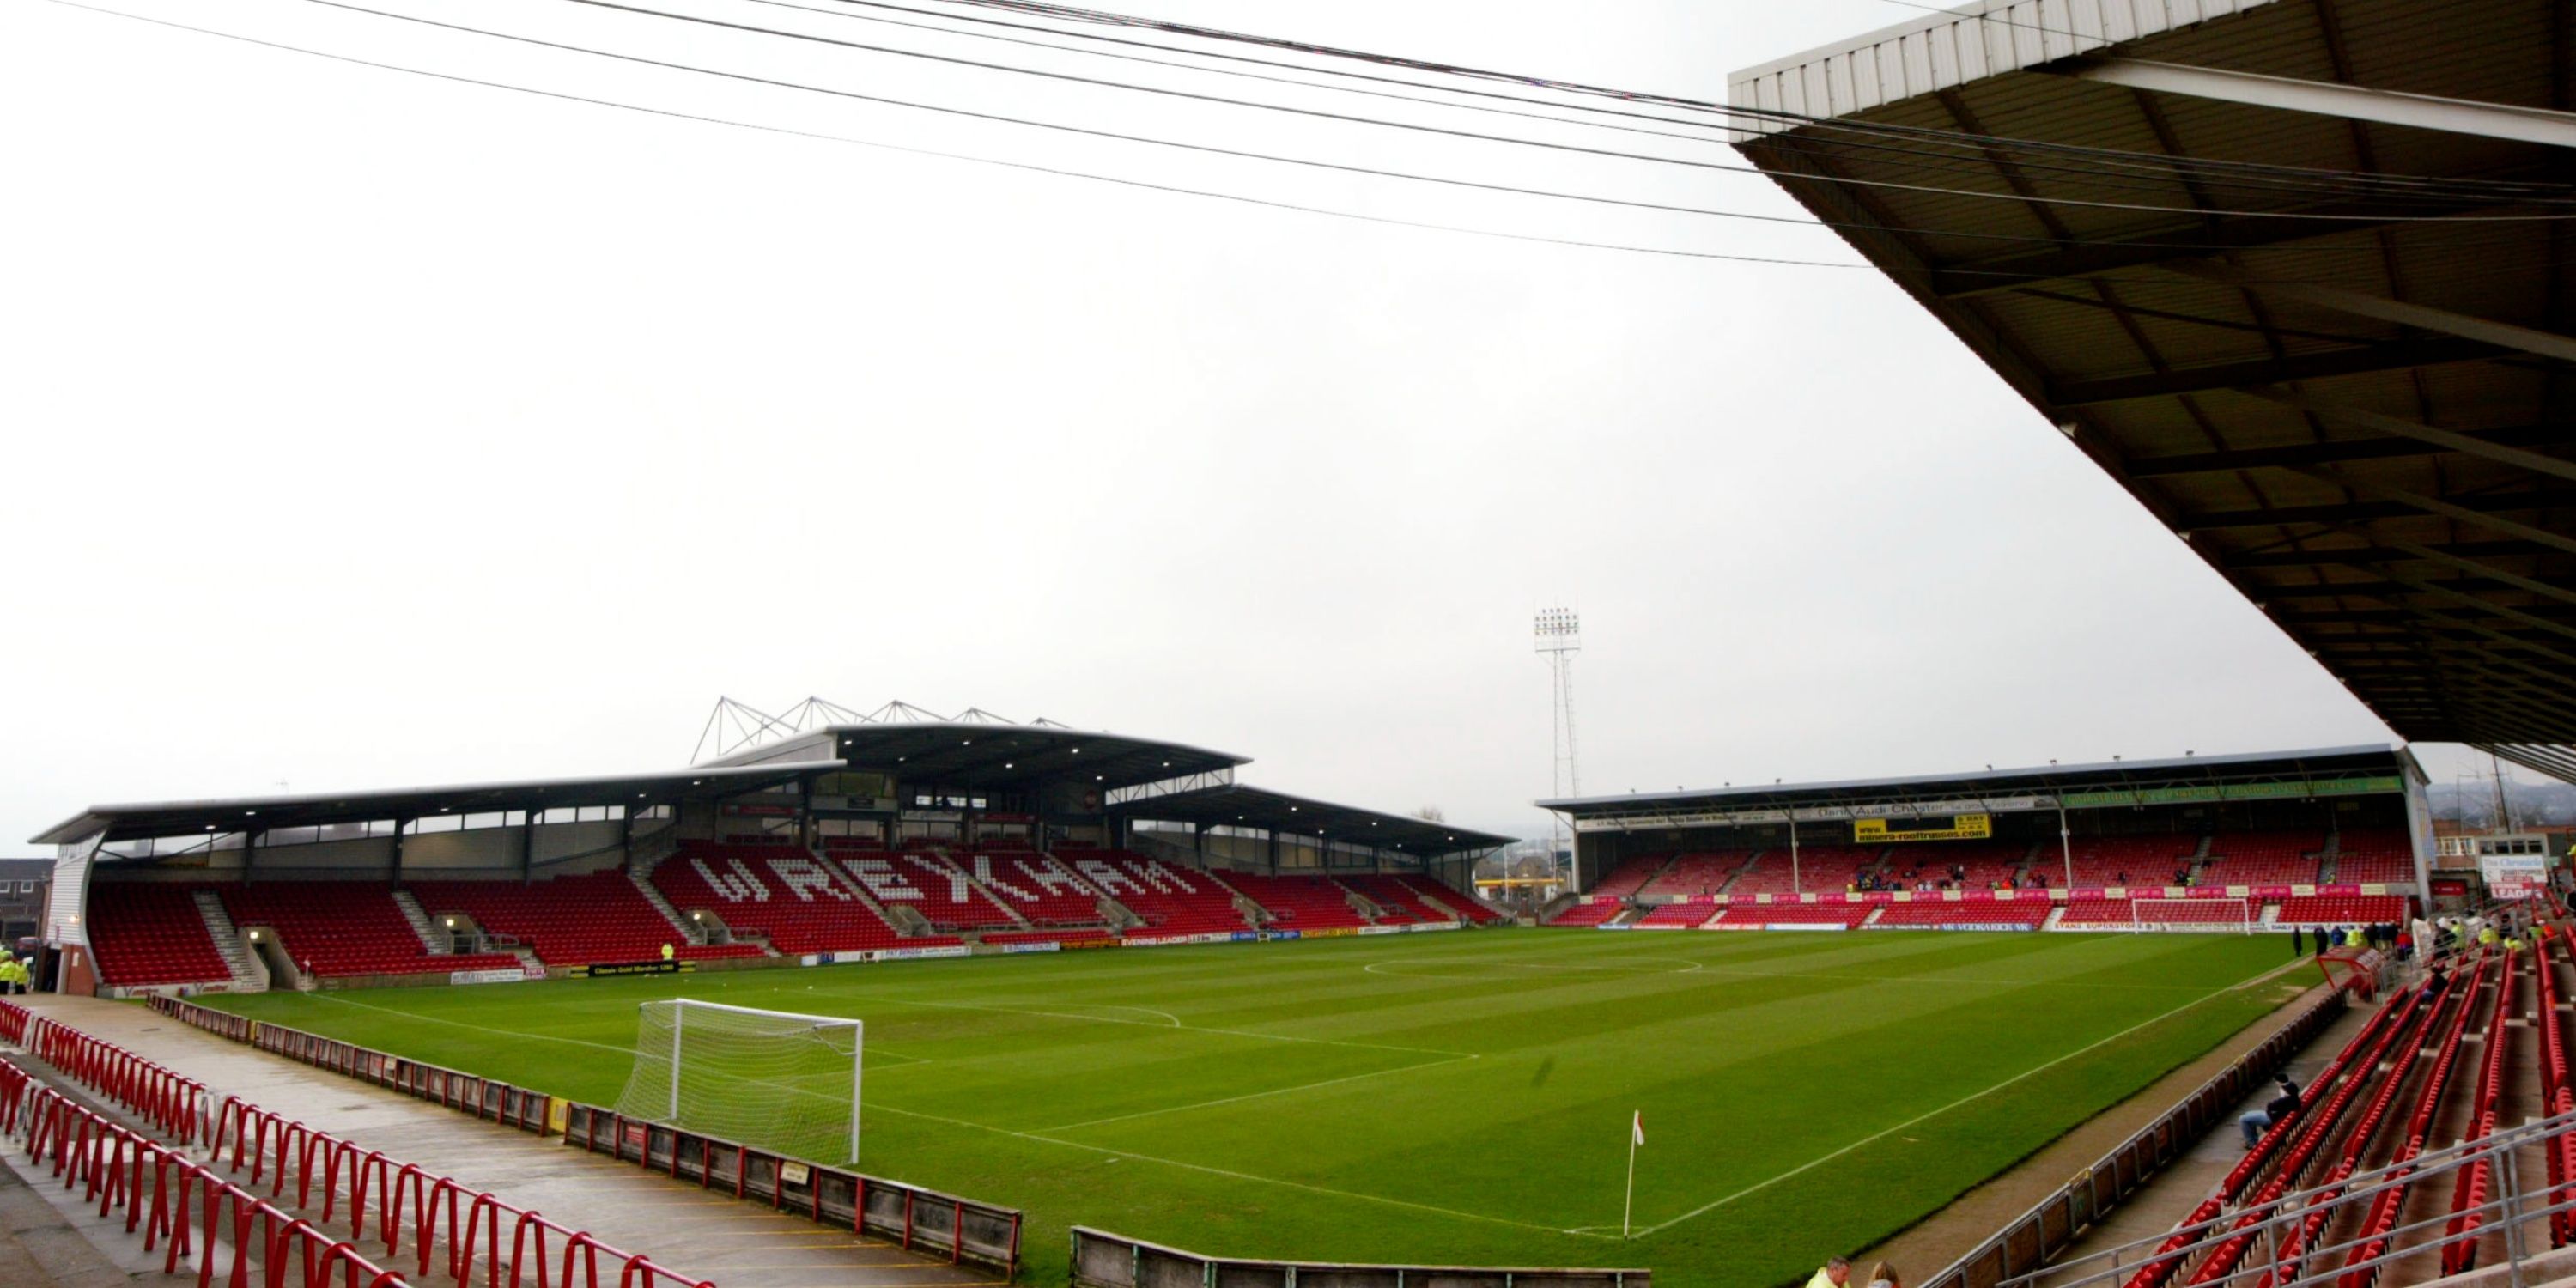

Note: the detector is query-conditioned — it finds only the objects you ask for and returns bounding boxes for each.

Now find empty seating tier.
[2333,829,2416,884]
[2197,829,2324,886]
[1337,875,1452,924]
[219,883,520,978]
[86,884,231,986]
[1869,901,2051,928]
[981,929,1115,946]
[1548,901,1627,927]
[1223,872,1369,931]
[413,872,762,968]
[1586,856,1668,900]
[2058,897,2248,928]
[832,849,1020,930]
[1725,846,1883,896]
[2275,894,2410,926]
[2061,835,2199,888]
[1634,904,1717,928]
[1407,876,1504,923]
[1713,903,1874,927]
[1639,852,1755,897]
[1066,852,1254,937]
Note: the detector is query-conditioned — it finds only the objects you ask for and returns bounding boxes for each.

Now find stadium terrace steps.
[190,889,262,990]
[626,866,697,938]
[389,888,445,953]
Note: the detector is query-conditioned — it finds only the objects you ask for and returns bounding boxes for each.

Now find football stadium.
[7,3,2576,1288]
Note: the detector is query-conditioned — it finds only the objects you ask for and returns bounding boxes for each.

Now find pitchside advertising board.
[1853,814,1992,843]
[2481,854,2549,899]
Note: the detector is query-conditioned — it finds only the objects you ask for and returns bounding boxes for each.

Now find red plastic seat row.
[1338,875,1454,923]
[1638,852,1755,896]
[412,871,762,967]
[86,884,232,986]
[1725,847,1882,896]
[1547,900,1627,926]
[1402,876,1502,923]
[1633,903,1717,927]
[654,841,959,955]
[1870,901,2050,927]
[1585,857,1668,900]
[1223,872,1369,930]
[218,883,520,978]
[1061,853,1254,934]
[1712,902,1873,927]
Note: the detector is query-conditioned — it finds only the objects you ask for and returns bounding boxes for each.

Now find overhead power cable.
[911,0,2576,203]
[731,0,2562,210]
[33,0,1862,269]
[519,0,2576,222]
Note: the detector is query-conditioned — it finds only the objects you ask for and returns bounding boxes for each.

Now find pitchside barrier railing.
[1068,1227,1650,1288]
[1923,987,2350,1288]
[2,999,716,1288]
[145,995,1027,1277]
[561,1103,1021,1272]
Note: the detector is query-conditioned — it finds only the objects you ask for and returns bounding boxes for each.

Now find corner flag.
[1623,1110,1643,1237]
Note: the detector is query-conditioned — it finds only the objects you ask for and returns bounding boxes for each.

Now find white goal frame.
[2129,897,2255,933]
[645,998,863,1163]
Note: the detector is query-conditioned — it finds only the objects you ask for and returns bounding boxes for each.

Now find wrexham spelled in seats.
[655,841,955,955]
[829,846,1019,930]
[959,852,1109,926]
[1066,852,1252,938]
[85,884,230,986]
[219,883,521,978]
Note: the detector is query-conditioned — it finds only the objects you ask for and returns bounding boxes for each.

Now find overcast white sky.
[0,0,2492,845]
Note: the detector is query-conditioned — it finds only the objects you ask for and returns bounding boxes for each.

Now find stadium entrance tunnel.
[241,926,301,990]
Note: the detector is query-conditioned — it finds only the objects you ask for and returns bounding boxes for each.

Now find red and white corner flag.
[1632,1110,1645,1147]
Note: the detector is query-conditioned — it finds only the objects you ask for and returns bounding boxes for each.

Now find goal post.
[2129,897,2256,933]
[613,999,864,1164]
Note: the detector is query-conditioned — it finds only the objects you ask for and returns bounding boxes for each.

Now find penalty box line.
[1033,1053,1479,1134]
[1626,954,2317,1240]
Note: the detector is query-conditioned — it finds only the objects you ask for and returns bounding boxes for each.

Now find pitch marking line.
[1625,953,2316,1239]
[853,994,1479,1058]
[858,1097,1583,1237]
[1036,1054,1479,1133]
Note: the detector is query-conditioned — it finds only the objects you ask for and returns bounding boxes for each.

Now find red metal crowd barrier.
[145,995,1024,1277]
[2,1001,717,1288]
[2,1057,407,1288]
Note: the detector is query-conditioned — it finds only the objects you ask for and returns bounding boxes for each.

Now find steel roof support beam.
[2232,387,2576,482]
[2058,58,2576,148]
[2129,423,2573,478]
[2227,539,2551,568]
[2180,267,2576,366]
[2050,337,2503,404]
[2173,488,2576,532]
[2282,466,2576,558]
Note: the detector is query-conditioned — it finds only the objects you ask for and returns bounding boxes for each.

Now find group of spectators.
[2291,922,2406,958]
[1808,1256,1899,1288]
[1857,864,2050,896]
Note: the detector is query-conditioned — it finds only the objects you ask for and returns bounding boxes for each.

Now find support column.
[2059,804,2074,890]
[389,820,407,886]
[243,828,258,888]
[1789,824,1802,895]
[519,815,537,883]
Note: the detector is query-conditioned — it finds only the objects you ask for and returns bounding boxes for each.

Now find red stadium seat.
[1223,872,1369,930]
[414,871,763,968]
[218,883,521,979]
[653,841,958,955]
[1059,852,1255,939]
[87,884,232,986]
[1638,852,1756,897]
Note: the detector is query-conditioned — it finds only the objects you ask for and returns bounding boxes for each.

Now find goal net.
[2129,897,2256,933]
[612,999,863,1164]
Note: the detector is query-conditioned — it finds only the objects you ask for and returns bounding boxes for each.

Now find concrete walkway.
[14,995,1000,1288]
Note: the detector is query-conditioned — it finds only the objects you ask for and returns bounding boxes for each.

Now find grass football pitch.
[198,929,2308,1288]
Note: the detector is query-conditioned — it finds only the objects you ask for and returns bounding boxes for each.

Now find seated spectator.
[2239,1073,2302,1150]
[1807,1258,1852,1288]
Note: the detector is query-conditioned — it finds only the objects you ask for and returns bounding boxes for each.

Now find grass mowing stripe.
[1626,952,2315,1238]
[1036,1053,1480,1133]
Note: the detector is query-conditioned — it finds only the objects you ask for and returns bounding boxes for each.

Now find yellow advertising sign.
[1853,814,1994,843]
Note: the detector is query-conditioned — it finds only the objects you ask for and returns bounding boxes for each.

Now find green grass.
[197,929,2305,1288]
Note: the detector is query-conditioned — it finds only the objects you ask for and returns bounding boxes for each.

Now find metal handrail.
[2002,1035,2573,1288]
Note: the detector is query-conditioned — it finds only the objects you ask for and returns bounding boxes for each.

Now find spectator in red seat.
[1807,1257,1852,1288]
[2239,1073,2302,1150]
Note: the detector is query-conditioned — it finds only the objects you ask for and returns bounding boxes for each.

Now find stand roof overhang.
[710,724,1249,793]
[1113,783,1514,859]
[1542,744,2420,827]
[30,761,844,848]
[1732,0,2576,756]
